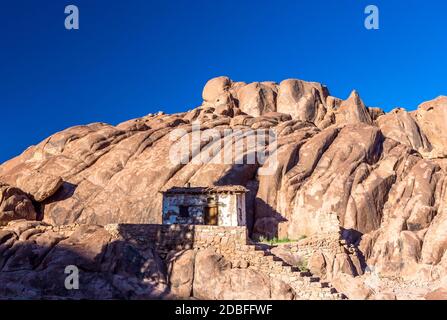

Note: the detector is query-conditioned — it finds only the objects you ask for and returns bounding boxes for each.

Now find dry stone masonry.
[106,224,346,300]
[106,224,248,258]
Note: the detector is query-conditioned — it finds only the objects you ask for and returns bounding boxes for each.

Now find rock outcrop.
[168,248,295,300]
[1,76,446,299]
[414,96,447,158]
[0,220,168,299]
[0,183,36,225]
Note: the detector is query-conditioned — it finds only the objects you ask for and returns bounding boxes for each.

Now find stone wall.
[104,223,345,299]
[162,194,209,225]
[105,224,248,258]
[283,234,342,261]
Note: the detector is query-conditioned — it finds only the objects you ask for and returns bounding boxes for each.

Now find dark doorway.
[204,206,218,225]
[179,205,189,218]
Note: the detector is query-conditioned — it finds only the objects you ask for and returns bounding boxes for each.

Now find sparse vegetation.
[257,234,307,245]
[258,236,295,245]
[295,258,309,272]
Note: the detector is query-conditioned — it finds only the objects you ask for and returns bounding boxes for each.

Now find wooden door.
[205,206,218,225]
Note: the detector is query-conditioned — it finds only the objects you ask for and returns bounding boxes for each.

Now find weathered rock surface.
[166,250,196,297]
[0,220,168,299]
[0,184,36,226]
[0,221,296,300]
[414,96,447,158]
[335,91,372,125]
[376,108,431,155]
[330,273,374,300]
[172,248,295,300]
[1,76,447,299]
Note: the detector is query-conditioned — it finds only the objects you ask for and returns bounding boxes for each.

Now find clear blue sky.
[1,0,446,163]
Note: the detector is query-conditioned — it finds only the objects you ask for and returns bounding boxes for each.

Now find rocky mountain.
[1,76,446,299]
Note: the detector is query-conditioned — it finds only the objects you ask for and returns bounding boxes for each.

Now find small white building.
[160,185,247,227]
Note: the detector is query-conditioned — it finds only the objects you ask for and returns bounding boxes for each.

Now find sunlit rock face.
[0,76,446,285]
[414,96,447,158]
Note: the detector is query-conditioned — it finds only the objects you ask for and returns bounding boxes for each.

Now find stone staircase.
[129,224,347,299]
[243,243,347,300]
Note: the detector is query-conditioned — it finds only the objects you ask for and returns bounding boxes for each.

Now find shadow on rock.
[0,220,171,300]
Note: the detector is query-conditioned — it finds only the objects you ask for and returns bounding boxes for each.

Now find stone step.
[291,277,305,285]
[248,251,265,258]
[273,264,285,270]
[310,281,326,288]
[263,255,275,262]
[324,287,338,294]
[297,271,312,277]
[287,275,300,282]
[281,265,293,273]
[278,274,292,282]
[245,244,264,251]
[241,244,346,300]
[334,293,347,299]
[303,276,320,283]
[273,259,285,265]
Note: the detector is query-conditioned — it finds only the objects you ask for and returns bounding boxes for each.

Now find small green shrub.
[258,236,295,245]
[295,258,309,272]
